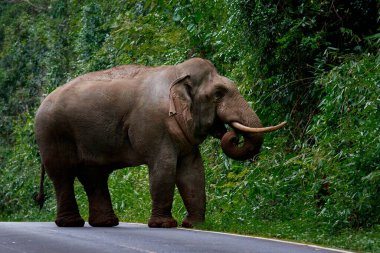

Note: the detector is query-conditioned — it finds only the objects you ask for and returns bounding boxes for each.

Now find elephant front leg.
[176,149,206,228]
[148,157,178,228]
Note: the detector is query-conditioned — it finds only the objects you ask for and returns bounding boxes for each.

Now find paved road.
[0,222,352,253]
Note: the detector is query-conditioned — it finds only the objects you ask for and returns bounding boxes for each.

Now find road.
[0,222,352,253]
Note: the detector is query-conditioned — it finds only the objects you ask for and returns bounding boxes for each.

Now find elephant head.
[169,58,286,160]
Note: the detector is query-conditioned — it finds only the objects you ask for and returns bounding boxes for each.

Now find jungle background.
[0,0,379,252]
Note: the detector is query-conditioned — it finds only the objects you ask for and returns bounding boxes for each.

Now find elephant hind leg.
[52,174,85,227]
[38,134,84,226]
[77,169,119,227]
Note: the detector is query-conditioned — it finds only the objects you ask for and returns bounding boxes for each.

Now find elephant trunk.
[218,95,286,161]
[221,130,263,161]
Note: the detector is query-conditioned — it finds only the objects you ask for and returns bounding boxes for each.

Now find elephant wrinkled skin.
[34,58,285,228]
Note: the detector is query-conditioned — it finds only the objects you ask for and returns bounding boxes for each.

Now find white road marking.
[178,227,355,253]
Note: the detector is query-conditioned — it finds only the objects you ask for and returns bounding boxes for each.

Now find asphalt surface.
[0,222,352,253]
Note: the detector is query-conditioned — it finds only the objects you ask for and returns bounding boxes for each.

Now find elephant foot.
[55,214,85,227]
[181,216,204,228]
[148,216,178,228]
[89,213,119,227]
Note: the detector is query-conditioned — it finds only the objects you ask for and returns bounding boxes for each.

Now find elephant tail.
[34,164,46,209]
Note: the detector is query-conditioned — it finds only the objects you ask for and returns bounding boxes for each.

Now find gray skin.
[35,58,274,228]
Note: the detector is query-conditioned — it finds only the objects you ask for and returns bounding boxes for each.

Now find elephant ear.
[169,74,198,143]
[169,74,192,117]
[169,72,218,142]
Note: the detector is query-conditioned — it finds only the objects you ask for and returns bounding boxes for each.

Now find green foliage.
[309,55,380,229]
[109,167,151,222]
[0,1,379,252]
[105,7,188,66]
[0,113,55,220]
[238,0,379,138]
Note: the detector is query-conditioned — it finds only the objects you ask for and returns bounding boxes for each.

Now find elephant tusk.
[231,121,287,133]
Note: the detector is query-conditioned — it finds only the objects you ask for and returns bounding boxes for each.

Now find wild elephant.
[34,58,285,228]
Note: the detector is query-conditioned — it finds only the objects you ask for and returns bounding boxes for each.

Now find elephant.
[34,58,286,228]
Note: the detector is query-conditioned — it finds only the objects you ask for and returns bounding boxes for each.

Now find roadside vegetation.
[0,1,379,252]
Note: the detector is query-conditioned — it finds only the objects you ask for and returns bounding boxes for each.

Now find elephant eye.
[214,87,227,101]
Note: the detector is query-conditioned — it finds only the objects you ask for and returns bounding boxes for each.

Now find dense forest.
[0,0,379,252]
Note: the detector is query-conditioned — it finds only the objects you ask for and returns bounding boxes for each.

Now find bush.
[309,55,380,229]
[0,113,55,220]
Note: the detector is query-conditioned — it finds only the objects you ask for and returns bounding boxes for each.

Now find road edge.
[125,223,354,253]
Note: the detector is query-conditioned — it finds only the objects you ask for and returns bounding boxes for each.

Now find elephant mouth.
[209,117,228,139]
